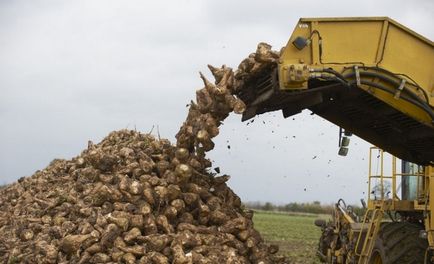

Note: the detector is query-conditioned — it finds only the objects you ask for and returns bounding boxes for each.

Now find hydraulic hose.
[343,71,430,105]
[311,68,434,122]
[313,68,349,85]
[363,66,430,103]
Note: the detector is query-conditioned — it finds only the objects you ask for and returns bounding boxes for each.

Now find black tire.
[369,222,428,264]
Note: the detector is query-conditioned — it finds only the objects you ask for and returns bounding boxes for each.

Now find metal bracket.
[354,66,361,86]
[282,64,309,89]
[393,79,406,99]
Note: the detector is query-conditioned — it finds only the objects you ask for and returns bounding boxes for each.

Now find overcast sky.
[1,0,432,204]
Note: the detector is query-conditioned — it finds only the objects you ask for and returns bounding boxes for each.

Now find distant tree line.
[245,201,365,216]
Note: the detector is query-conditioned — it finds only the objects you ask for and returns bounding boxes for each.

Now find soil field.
[252,210,330,264]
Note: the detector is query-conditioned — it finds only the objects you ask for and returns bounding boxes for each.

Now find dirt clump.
[0,43,284,263]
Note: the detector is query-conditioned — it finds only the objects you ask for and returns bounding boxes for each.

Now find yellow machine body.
[283,18,434,263]
[279,17,433,125]
[237,17,434,263]
[282,17,434,263]
[240,17,433,165]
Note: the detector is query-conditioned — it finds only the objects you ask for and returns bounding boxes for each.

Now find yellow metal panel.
[280,22,312,64]
[299,17,432,46]
[279,17,434,125]
[380,24,434,103]
[315,21,383,64]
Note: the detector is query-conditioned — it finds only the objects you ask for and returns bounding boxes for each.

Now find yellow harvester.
[237,17,434,263]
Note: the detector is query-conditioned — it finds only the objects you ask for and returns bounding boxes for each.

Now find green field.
[253,211,329,263]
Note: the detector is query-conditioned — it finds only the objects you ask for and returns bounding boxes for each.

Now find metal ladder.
[355,204,384,264]
[354,147,388,263]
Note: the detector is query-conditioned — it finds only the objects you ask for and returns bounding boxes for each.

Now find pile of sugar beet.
[0,43,286,264]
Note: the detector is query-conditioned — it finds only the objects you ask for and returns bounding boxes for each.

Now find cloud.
[0,0,431,204]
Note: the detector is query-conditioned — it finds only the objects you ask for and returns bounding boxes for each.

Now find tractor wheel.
[368,222,428,264]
